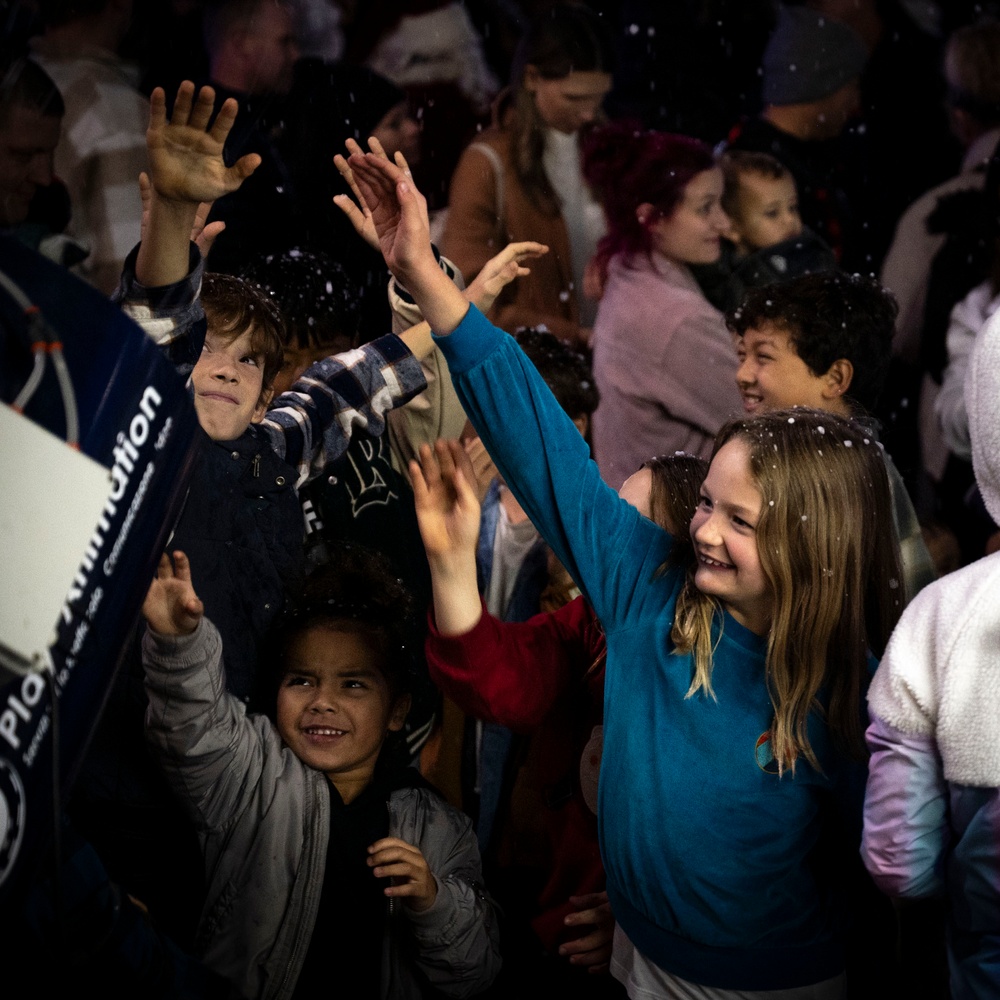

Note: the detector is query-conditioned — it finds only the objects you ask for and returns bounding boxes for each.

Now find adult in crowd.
[440,0,613,346]
[725,4,867,267]
[31,0,148,295]
[583,122,742,488]
[880,18,1000,507]
[0,54,78,265]
[199,0,300,273]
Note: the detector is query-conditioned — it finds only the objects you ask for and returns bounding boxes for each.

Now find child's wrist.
[428,551,477,580]
[149,192,199,222]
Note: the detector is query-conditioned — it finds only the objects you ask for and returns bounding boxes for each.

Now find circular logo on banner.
[0,756,26,888]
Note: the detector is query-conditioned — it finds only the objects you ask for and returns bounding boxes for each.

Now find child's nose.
[307,686,337,711]
[210,358,239,382]
[693,512,721,546]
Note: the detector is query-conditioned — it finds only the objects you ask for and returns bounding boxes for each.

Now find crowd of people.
[3,0,1000,998]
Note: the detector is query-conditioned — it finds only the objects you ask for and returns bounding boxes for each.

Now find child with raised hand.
[348,148,904,996]
[74,79,534,945]
[141,548,501,1000]
[412,439,705,996]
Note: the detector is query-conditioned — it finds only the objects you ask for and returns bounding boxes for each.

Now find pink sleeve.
[861,713,948,899]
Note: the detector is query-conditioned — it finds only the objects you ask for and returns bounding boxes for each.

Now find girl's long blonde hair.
[672,409,903,773]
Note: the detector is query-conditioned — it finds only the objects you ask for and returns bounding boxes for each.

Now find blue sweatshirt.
[435,305,866,990]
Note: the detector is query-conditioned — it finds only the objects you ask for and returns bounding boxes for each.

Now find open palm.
[411,440,481,561]
[146,81,260,205]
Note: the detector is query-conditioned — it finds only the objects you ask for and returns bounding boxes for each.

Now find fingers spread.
[189,86,216,133]
[170,80,195,126]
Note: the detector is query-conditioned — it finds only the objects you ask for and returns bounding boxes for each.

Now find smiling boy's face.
[276,625,408,803]
[191,328,270,441]
[735,323,832,414]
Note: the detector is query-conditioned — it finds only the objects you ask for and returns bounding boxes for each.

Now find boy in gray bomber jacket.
[141,547,501,1000]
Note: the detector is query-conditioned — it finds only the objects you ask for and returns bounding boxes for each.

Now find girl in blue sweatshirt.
[348,151,903,997]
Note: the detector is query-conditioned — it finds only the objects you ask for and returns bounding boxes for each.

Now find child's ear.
[252,386,275,423]
[387,694,411,733]
[636,202,656,227]
[821,358,854,402]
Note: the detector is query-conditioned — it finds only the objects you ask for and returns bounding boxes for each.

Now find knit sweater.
[590,252,743,488]
[435,305,867,990]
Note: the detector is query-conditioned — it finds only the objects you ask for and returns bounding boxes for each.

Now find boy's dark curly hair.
[260,542,420,717]
[515,326,599,420]
[726,271,898,414]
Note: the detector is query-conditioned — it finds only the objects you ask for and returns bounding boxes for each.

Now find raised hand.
[559,891,615,974]
[465,241,549,315]
[346,146,436,282]
[410,439,481,563]
[368,836,438,912]
[461,433,496,505]
[332,136,406,252]
[146,81,260,206]
[142,551,204,637]
[348,141,470,335]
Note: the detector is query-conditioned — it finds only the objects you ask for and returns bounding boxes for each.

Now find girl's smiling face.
[689,438,772,634]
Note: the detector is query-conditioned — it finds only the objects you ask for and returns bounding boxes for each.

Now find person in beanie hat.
[724,4,868,264]
[762,5,868,110]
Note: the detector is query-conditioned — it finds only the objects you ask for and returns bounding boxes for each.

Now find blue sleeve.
[261,333,427,488]
[435,305,671,629]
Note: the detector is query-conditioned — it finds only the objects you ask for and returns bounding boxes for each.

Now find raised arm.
[347,151,469,334]
[141,552,267,829]
[117,82,259,375]
[348,151,669,627]
[411,439,483,636]
[339,138,546,357]
[260,332,427,488]
[137,82,259,288]
[412,439,599,729]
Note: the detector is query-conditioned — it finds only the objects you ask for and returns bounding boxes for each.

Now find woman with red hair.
[584,123,744,488]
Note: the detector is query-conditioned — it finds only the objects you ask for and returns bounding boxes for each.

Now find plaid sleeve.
[261,333,427,487]
[113,242,206,378]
